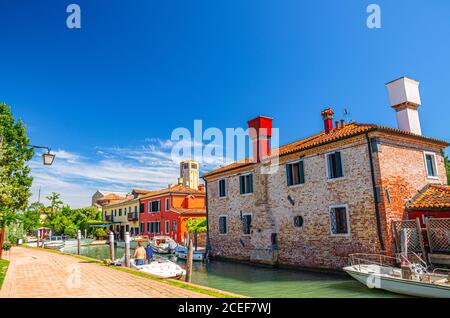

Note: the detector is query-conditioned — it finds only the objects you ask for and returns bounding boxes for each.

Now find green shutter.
[248,174,253,193]
[335,151,343,178]
[286,164,292,186]
[299,161,305,184]
[239,176,244,194]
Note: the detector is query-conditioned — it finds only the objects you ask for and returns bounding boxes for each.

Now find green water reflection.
[62,245,401,298]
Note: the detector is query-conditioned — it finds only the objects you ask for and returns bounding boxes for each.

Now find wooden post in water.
[77,230,81,255]
[124,231,130,268]
[185,232,194,283]
[109,231,115,261]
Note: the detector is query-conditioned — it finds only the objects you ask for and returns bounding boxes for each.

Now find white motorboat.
[175,246,205,261]
[344,253,450,298]
[149,236,178,254]
[115,255,185,279]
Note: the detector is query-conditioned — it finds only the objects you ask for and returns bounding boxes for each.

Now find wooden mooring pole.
[185,232,194,283]
[124,231,130,268]
[109,231,115,261]
[77,230,81,255]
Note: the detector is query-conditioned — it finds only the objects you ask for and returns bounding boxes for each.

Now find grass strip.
[0,259,10,290]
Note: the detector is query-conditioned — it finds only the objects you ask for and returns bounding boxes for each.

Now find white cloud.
[29,138,225,208]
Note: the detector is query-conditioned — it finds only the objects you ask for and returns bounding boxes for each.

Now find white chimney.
[385,77,422,135]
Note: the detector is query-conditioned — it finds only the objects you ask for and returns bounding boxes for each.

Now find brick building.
[139,161,206,243]
[202,77,448,270]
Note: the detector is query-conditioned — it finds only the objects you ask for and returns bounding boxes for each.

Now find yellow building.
[102,197,140,240]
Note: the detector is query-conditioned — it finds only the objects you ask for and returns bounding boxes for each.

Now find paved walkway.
[0,247,211,298]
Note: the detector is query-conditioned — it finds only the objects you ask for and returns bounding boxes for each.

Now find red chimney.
[321,108,334,134]
[247,116,273,163]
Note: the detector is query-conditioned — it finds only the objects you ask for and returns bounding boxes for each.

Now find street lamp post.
[27,145,56,166]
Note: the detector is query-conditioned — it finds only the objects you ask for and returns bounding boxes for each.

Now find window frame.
[242,213,252,236]
[326,151,344,181]
[165,220,170,234]
[328,204,350,237]
[165,198,170,210]
[423,151,439,179]
[148,200,161,212]
[286,159,305,187]
[218,178,227,198]
[239,173,253,195]
[218,215,228,235]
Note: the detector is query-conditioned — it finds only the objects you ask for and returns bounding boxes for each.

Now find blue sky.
[0,0,449,207]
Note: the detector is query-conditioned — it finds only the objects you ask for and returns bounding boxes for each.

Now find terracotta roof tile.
[140,184,205,200]
[202,122,448,178]
[132,189,153,194]
[408,184,450,209]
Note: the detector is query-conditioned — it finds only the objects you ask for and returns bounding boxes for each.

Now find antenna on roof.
[344,108,352,123]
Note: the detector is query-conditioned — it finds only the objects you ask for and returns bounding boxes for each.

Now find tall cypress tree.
[0,103,34,258]
[445,154,450,185]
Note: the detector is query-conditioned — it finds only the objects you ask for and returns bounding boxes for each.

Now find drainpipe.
[365,133,385,251]
[203,178,211,258]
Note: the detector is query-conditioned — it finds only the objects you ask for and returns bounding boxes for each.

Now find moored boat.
[113,255,185,279]
[175,246,205,261]
[149,236,177,254]
[344,253,450,298]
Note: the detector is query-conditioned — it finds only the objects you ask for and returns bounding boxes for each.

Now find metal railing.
[348,253,449,285]
[127,213,138,221]
[426,218,450,254]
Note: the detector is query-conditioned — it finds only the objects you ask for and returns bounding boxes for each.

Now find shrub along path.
[0,247,217,298]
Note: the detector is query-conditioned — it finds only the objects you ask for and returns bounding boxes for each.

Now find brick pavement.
[0,247,212,298]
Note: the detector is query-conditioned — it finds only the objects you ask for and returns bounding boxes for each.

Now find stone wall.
[374,134,448,255]
[207,135,382,269]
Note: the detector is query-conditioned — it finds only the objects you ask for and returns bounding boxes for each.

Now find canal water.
[61,245,401,298]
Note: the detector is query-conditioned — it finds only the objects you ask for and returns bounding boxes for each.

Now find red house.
[139,184,206,243]
[407,184,450,227]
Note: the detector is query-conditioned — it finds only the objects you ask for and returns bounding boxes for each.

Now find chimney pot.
[247,116,273,163]
[321,108,334,134]
[340,119,345,128]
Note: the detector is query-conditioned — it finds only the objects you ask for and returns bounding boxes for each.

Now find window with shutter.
[239,174,253,194]
[287,161,305,186]
[327,151,343,179]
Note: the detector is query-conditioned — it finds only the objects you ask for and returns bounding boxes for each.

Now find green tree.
[21,202,44,232]
[0,103,34,258]
[186,218,207,234]
[445,154,450,185]
[46,192,63,213]
[93,228,106,238]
